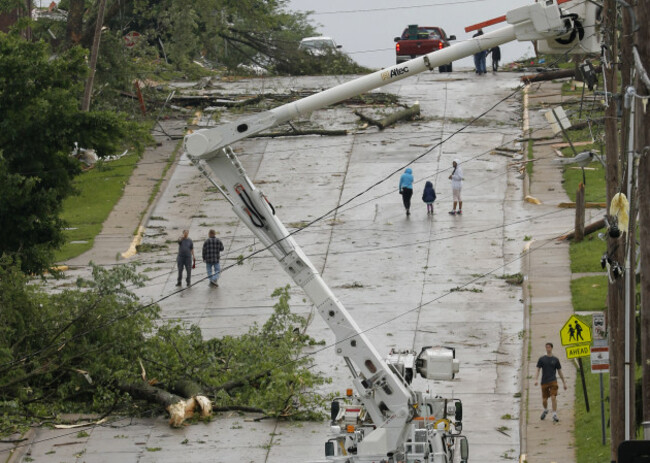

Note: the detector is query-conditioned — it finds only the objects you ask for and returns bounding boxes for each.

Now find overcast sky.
[286,0,537,70]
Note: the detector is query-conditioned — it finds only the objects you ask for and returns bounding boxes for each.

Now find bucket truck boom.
[183,2,599,461]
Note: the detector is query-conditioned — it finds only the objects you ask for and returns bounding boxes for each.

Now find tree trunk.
[635,0,650,427]
[557,218,605,241]
[574,183,585,242]
[520,65,601,84]
[65,0,84,45]
[354,103,420,130]
[604,0,625,457]
[119,381,183,408]
[118,380,212,428]
[81,0,108,112]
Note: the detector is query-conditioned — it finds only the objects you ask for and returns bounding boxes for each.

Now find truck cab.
[394,25,456,71]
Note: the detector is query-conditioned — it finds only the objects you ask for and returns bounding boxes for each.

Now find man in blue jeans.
[472,29,487,75]
[202,229,224,287]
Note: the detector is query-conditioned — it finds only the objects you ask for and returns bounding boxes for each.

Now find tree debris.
[355,103,420,130]
[556,218,606,241]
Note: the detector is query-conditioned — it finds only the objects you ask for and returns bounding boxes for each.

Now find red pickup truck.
[394,25,456,72]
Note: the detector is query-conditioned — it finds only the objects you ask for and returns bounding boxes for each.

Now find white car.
[298,36,342,56]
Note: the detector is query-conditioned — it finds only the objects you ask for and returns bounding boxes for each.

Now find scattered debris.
[556,218,606,241]
[354,103,420,130]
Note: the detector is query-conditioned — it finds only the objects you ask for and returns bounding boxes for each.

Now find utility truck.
[184,1,600,461]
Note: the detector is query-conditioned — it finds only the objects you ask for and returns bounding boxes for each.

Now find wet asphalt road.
[16,69,558,463]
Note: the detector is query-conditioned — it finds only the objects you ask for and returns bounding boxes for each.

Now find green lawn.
[562,159,607,203]
[55,155,140,262]
[571,276,608,312]
[570,232,607,273]
[574,343,611,463]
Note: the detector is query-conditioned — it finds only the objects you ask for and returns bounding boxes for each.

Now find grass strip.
[569,233,607,273]
[55,155,140,262]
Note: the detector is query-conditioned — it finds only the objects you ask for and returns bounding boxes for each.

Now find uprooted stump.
[355,103,420,130]
[119,380,213,427]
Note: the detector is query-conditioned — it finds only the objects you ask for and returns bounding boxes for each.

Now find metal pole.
[579,358,590,412]
[601,373,607,445]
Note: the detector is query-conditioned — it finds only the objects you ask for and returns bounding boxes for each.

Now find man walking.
[472,29,487,75]
[202,229,224,287]
[534,342,568,422]
[176,229,194,287]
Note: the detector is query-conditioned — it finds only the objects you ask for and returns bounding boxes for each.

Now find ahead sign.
[560,315,592,346]
[566,344,591,359]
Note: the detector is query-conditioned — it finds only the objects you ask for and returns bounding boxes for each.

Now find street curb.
[121,135,184,261]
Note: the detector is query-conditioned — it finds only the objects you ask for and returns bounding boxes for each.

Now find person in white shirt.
[448,159,464,215]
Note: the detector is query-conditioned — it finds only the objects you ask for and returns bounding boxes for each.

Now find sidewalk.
[521,81,600,463]
[62,119,186,267]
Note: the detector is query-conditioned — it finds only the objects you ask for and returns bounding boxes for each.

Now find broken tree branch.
[521,65,602,84]
[355,103,420,130]
[253,128,347,138]
[557,218,606,241]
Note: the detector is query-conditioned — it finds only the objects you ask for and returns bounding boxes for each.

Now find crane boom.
[183,2,599,460]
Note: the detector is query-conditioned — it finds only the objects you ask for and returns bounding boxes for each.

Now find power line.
[305,0,498,16]
[3,29,605,375]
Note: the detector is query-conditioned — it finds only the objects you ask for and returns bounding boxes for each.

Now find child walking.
[422,181,437,215]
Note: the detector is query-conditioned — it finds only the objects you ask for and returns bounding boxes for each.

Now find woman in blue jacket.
[399,168,414,216]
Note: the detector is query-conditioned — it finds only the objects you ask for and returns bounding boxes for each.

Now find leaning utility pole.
[81,0,108,112]
[635,0,650,427]
[603,0,625,458]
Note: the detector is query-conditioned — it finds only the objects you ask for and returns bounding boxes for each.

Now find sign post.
[591,312,608,445]
[560,315,592,412]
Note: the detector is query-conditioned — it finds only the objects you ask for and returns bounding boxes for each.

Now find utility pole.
[81,0,108,112]
[635,0,650,428]
[603,0,625,458]
[620,2,636,439]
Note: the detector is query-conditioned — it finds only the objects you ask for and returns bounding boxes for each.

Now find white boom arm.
[184,2,593,459]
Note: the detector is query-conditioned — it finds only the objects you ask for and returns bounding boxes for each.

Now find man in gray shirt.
[176,229,195,287]
[534,342,568,422]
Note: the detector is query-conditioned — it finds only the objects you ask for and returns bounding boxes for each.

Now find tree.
[0,263,328,434]
[55,0,318,72]
[0,32,148,273]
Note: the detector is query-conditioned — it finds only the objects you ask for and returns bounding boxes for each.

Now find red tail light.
[439,42,443,49]
[396,43,400,53]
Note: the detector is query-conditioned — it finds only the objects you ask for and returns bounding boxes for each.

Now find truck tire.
[439,63,453,73]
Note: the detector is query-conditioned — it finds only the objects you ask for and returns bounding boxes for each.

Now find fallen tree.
[0,263,328,435]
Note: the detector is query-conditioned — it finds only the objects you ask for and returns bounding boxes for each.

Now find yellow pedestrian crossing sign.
[560,315,591,346]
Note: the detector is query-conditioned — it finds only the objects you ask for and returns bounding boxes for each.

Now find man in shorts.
[534,342,567,422]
